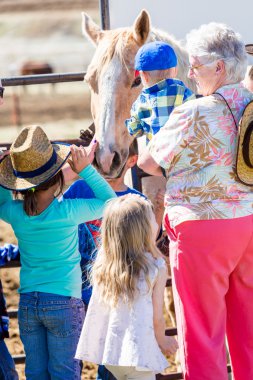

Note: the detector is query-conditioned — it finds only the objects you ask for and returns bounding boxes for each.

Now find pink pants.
[165,214,253,380]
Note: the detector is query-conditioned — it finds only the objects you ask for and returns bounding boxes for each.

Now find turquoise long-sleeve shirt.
[0,165,116,298]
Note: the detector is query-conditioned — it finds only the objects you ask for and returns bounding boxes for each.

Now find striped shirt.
[125,78,195,142]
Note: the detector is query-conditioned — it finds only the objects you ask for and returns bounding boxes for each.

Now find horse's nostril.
[112,151,121,168]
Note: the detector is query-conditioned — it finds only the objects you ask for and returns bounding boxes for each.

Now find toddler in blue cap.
[125,41,195,143]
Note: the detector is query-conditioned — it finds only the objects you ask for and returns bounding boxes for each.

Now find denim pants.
[0,340,19,380]
[18,292,84,380]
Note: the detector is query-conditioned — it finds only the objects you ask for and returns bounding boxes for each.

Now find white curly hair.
[186,22,247,83]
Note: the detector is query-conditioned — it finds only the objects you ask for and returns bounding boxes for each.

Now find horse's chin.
[92,155,125,179]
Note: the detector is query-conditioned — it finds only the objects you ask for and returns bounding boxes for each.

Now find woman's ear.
[216,60,225,75]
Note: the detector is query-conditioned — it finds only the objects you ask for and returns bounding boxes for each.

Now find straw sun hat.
[0,125,70,190]
[236,101,253,186]
[245,44,253,55]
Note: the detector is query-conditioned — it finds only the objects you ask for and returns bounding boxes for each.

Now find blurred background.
[0,0,100,143]
[0,2,101,379]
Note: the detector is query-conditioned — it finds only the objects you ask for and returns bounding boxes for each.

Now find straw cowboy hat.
[236,101,253,186]
[0,125,70,190]
[245,44,253,55]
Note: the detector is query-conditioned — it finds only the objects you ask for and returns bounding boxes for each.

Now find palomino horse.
[81,9,195,327]
[20,61,54,76]
[20,61,55,93]
[82,9,195,179]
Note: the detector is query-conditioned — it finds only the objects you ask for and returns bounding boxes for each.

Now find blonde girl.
[75,194,178,380]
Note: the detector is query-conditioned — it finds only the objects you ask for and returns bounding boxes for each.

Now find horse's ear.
[81,12,105,46]
[132,9,150,45]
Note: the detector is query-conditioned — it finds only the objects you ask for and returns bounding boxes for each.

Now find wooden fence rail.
[2,72,86,87]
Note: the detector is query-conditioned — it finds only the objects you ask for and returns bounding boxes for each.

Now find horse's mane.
[94,28,134,77]
[89,26,195,91]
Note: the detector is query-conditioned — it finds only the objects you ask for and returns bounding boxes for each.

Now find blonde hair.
[91,194,161,307]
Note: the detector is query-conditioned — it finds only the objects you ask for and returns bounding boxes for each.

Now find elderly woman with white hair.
[138,23,253,380]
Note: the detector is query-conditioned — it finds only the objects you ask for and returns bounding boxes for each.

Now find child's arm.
[65,146,116,224]
[152,264,178,356]
[63,137,97,183]
[153,189,165,237]
[62,163,79,183]
[125,99,151,138]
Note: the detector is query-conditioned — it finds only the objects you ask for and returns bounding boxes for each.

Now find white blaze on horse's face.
[95,55,128,174]
[85,36,139,177]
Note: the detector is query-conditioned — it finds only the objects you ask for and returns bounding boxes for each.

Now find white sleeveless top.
[75,253,169,373]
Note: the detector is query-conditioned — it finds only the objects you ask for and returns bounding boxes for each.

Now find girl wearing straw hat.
[0,125,116,380]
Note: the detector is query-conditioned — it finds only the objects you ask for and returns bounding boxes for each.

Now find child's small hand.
[160,336,178,356]
[86,136,98,164]
[68,145,90,173]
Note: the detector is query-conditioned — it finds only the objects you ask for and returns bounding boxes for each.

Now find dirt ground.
[0,1,177,379]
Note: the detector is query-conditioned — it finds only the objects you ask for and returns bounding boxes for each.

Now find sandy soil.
[0,1,177,378]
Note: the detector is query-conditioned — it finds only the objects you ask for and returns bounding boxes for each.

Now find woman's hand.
[67,140,97,174]
[159,336,178,356]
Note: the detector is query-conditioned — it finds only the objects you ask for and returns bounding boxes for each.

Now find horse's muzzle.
[94,147,128,178]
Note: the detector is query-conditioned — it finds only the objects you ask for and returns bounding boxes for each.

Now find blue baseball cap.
[134,41,177,71]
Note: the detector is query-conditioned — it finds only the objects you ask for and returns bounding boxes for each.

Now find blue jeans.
[0,340,19,380]
[18,292,84,380]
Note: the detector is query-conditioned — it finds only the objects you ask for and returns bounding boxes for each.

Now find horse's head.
[82,10,150,177]
[82,10,195,177]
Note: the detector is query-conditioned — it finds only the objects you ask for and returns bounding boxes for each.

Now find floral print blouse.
[149,83,253,228]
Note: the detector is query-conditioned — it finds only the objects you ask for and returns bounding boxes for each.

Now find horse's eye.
[131,76,142,88]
